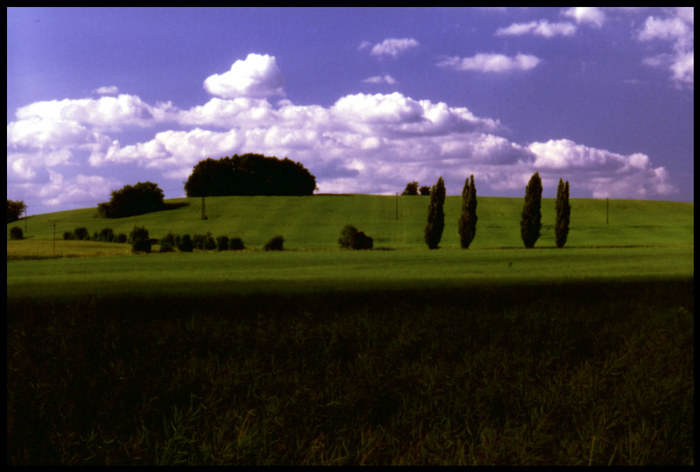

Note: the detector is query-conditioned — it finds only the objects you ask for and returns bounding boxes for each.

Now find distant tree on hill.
[555,178,571,248]
[424,177,446,249]
[402,181,419,196]
[184,153,317,197]
[521,172,543,248]
[9,226,23,240]
[419,186,431,196]
[7,199,26,223]
[98,182,165,218]
[458,174,478,249]
[130,226,151,253]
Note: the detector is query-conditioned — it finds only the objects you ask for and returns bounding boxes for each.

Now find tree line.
[421,172,570,249]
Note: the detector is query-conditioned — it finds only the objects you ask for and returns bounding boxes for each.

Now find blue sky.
[7,7,694,214]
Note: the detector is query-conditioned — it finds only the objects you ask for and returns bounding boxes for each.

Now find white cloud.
[495,20,576,38]
[528,139,676,198]
[362,74,398,85]
[368,38,419,58]
[637,9,694,86]
[562,7,606,28]
[6,52,680,210]
[94,85,119,95]
[438,53,540,73]
[203,53,285,99]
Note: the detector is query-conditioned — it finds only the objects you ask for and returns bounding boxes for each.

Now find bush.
[130,227,151,253]
[159,233,177,253]
[116,233,127,244]
[74,227,90,241]
[63,231,75,240]
[338,225,373,250]
[10,226,23,240]
[98,228,115,242]
[229,237,245,251]
[264,235,284,251]
[216,235,229,251]
[177,234,194,252]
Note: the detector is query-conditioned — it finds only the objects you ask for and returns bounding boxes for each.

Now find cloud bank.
[7,46,678,212]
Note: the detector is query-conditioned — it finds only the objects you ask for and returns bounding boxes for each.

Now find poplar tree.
[458,174,477,249]
[555,178,571,248]
[424,177,446,249]
[520,172,542,248]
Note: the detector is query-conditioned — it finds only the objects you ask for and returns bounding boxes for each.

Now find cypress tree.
[555,178,571,248]
[458,174,478,249]
[520,172,543,248]
[424,176,446,249]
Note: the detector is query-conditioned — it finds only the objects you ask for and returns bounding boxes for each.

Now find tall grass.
[7,279,693,465]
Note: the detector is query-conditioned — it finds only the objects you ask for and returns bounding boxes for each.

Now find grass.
[7,279,694,465]
[6,195,694,465]
[7,195,694,249]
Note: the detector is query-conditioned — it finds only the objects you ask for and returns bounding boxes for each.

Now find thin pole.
[201,196,206,220]
[606,198,609,225]
[52,222,56,256]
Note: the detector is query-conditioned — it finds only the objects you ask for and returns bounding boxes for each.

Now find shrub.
[74,227,90,241]
[130,226,151,253]
[159,232,177,253]
[264,235,285,251]
[116,233,127,244]
[177,234,194,252]
[9,226,23,240]
[338,225,373,250]
[63,231,75,240]
[216,235,229,251]
[229,237,245,251]
[98,228,115,242]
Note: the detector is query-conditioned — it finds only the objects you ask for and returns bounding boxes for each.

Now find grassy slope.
[7,195,694,250]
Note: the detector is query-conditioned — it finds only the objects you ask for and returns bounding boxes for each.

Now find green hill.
[7,195,693,250]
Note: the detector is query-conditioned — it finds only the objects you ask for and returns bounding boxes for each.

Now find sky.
[7,7,694,215]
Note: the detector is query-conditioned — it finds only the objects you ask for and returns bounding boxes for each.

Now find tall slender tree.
[424,176,446,249]
[458,174,477,249]
[555,178,571,248]
[520,172,543,248]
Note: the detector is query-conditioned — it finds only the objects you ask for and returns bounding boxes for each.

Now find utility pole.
[606,198,609,225]
[201,195,207,220]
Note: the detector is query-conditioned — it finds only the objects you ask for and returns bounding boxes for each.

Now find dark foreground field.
[7,278,693,465]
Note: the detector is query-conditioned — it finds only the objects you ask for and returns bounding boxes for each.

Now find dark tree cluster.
[98,182,165,219]
[7,199,26,223]
[401,182,431,196]
[338,225,374,250]
[185,153,317,197]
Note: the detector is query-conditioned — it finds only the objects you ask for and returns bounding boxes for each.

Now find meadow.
[6,195,694,465]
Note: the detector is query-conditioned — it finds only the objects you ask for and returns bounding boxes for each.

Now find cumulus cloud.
[203,53,285,99]
[637,8,694,86]
[528,139,676,198]
[366,38,419,58]
[495,20,576,38]
[562,7,606,28]
[438,53,540,73]
[7,51,679,211]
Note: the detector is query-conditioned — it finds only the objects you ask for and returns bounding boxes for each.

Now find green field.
[6,196,694,465]
[7,195,694,250]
